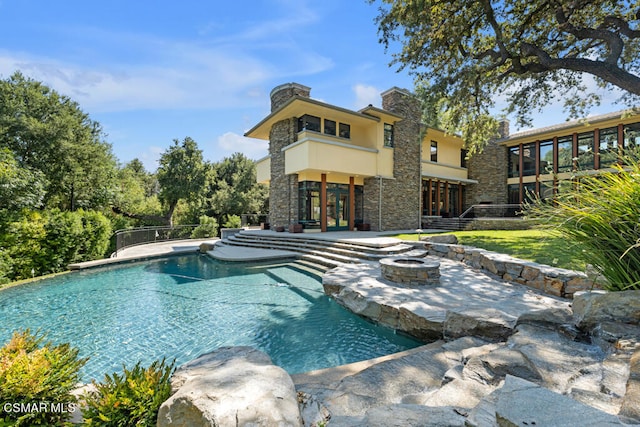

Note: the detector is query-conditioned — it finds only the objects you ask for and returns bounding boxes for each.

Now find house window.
[508,146,520,178]
[508,184,520,204]
[577,132,595,170]
[599,127,619,167]
[430,140,438,162]
[339,123,350,139]
[297,114,321,132]
[557,136,573,172]
[460,149,468,168]
[522,143,536,176]
[539,140,554,174]
[624,122,640,159]
[384,123,394,147]
[324,119,336,136]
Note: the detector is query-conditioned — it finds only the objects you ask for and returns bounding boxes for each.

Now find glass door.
[326,188,350,231]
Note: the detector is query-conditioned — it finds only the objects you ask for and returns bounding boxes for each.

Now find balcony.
[284,135,379,177]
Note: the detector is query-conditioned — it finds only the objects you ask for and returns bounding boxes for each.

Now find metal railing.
[112,224,199,257]
[240,213,269,228]
[459,204,523,219]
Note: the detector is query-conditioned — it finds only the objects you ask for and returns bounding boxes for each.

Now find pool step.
[216,238,357,267]
[224,231,417,263]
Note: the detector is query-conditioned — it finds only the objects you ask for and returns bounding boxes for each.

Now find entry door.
[327,189,349,231]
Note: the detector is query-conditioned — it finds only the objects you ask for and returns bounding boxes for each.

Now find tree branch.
[555,5,624,64]
[602,16,640,39]
[520,42,640,95]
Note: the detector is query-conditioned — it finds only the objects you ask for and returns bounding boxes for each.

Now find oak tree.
[372,0,640,153]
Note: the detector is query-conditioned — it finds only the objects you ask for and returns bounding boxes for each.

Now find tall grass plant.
[525,159,640,291]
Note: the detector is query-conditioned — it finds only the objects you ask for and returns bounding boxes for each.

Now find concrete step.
[229,233,415,260]
[220,238,361,265]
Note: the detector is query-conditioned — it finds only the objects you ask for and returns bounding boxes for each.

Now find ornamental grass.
[525,157,640,291]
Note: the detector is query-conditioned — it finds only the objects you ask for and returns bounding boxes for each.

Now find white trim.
[255,154,271,163]
[282,136,379,153]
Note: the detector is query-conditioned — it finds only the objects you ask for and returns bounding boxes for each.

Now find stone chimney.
[497,119,510,139]
[270,83,311,112]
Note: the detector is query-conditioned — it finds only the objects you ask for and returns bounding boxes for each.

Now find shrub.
[190,215,218,238]
[77,210,113,260]
[0,209,112,282]
[0,329,87,426]
[222,214,242,229]
[525,158,640,291]
[83,358,175,426]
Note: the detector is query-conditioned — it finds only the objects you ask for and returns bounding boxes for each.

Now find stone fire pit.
[379,257,440,286]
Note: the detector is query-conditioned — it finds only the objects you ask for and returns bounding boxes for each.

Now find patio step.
[214,230,427,269]
[227,231,416,261]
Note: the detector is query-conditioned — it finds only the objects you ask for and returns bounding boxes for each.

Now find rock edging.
[423,241,601,298]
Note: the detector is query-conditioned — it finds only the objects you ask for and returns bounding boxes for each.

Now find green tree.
[0,148,46,211]
[112,159,163,227]
[156,137,208,226]
[372,0,640,153]
[205,152,268,224]
[0,71,118,210]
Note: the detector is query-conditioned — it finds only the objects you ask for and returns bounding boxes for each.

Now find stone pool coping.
[323,256,571,342]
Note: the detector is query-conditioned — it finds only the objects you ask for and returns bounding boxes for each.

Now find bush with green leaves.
[525,158,640,291]
[83,358,175,426]
[190,215,219,238]
[222,214,242,229]
[0,208,112,282]
[0,329,87,426]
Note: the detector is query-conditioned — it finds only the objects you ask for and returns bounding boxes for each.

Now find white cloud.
[353,83,381,108]
[139,146,164,172]
[0,6,334,115]
[216,132,268,160]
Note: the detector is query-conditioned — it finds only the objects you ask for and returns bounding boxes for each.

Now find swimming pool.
[0,255,421,381]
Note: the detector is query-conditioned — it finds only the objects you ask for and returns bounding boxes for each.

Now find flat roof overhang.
[245,96,398,140]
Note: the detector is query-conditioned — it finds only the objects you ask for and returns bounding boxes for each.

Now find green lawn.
[392,229,585,271]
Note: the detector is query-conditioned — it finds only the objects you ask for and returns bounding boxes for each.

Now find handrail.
[112,224,199,257]
[459,204,523,219]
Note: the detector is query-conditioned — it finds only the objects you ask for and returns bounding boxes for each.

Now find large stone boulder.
[157,347,302,427]
[483,375,629,426]
[573,290,640,330]
[422,234,458,244]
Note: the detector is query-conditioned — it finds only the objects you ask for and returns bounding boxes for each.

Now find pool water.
[0,255,421,381]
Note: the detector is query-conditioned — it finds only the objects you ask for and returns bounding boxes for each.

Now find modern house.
[500,111,640,204]
[247,82,640,232]
[247,83,475,232]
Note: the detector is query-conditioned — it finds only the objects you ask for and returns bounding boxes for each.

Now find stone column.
[267,83,311,229]
[374,87,422,231]
[465,120,509,206]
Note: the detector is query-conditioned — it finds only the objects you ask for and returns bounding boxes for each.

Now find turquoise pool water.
[0,255,421,380]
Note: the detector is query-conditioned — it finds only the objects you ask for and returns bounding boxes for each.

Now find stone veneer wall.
[465,120,509,206]
[268,119,298,229]
[364,88,422,231]
[267,84,310,229]
[423,241,600,298]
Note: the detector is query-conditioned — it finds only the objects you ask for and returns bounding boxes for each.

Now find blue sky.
[0,0,622,171]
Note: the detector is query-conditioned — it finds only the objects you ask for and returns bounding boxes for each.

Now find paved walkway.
[68,239,219,270]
